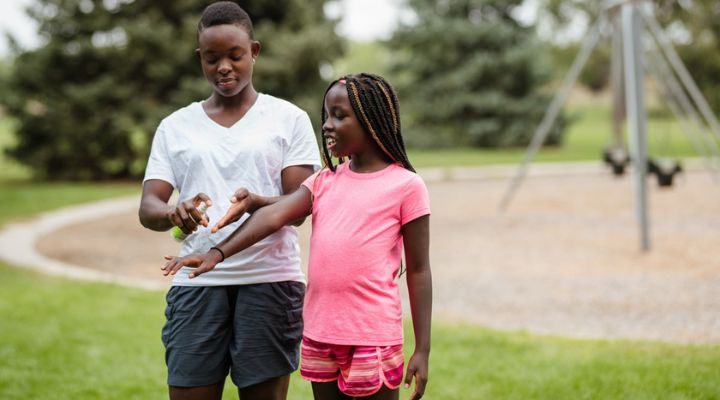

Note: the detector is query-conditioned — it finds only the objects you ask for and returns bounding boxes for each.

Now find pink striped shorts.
[300,336,405,397]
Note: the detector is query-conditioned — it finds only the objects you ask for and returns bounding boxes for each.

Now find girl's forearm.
[407,267,432,354]
[247,194,281,212]
[212,187,313,260]
[214,205,286,259]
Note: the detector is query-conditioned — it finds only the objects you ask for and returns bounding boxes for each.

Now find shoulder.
[312,166,335,183]
[158,102,202,130]
[388,166,428,201]
[259,93,307,115]
[259,94,309,119]
[389,164,425,186]
[302,166,333,192]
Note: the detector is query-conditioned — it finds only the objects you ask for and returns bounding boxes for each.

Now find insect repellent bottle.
[171,202,209,242]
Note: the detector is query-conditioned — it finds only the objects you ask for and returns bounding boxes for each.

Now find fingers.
[160,255,202,276]
[211,188,252,233]
[189,207,209,227]
[171,194,213,233]
[211,202,245,233]
[167,212,186,233]
[211,212,232,233]
[230,188,249,203]
[411,371,427,400]
[404,365,416,389]
[168,204,194,234]
[193,192,212,208]
[213,207,239,232]
[160,256,184,276]
[170,202,197,234]
[188,260,216,279]
[404,364,427,400]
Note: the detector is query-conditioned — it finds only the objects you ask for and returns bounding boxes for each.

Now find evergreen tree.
[542,0,720,115]
[656,0,720,117]
[389,0,565,148]
[2,0,342,180]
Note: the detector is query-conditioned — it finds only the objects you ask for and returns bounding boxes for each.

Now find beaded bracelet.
[209,246,226,262]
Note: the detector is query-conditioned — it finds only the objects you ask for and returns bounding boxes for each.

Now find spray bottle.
[170,201,209,242]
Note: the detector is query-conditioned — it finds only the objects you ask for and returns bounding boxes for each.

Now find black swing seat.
[647,158,683,187]
[603,146,630,176]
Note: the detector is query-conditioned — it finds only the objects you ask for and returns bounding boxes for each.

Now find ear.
[195,48,201,60]
[251,40,261,59]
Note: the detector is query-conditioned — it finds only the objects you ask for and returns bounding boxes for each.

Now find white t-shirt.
[143,93,321,286]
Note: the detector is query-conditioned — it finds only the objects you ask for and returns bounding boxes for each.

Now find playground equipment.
[499,0,720,251]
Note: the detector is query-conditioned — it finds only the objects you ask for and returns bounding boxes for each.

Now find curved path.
[1,163,719,344]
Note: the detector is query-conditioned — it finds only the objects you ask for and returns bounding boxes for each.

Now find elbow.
[138,207,162,231]
[138,208,150,229]
[407,262,432,278]
[291,217,307,227]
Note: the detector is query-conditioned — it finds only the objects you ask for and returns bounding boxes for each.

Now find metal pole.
[498,18,602,212]
[610,9,625,147]
[642,9,720,143]
[645,57,718,179]
[644,38,720,174]
[642,17,720,172]
[622,3,650,251]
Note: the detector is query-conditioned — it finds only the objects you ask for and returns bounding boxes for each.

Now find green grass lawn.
[408,104,698,168]
[0,182,139,226]
[2,263,719,400]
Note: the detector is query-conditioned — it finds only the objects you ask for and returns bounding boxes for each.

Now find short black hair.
[198,1,254,39]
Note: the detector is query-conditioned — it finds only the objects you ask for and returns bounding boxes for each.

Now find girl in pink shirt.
[163,73,432,400]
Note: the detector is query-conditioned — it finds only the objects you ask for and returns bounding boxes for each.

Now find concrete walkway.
[2,161,719,344]
[0,196,165,290]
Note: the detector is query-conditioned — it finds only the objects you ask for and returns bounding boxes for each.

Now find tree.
[549,40,611,93]
[540,0,720,115]
[656,0,720,116]
[388,0,565,148]
[2,0,342,180]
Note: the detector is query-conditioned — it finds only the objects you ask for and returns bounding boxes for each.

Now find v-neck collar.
[198,93,263,130]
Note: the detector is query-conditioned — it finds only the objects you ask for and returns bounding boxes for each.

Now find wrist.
[247,193,264,213]
[165,205,177,227]
[208,246,225,263]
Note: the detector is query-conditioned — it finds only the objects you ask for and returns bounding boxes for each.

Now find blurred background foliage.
[0,0,718,180]
[388,0,566,148]
[0,0,343,180]
[541,0,720,111]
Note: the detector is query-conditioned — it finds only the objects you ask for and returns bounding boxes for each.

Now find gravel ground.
[36,171,720,343]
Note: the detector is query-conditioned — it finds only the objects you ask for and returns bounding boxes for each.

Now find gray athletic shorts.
[161,281,305,388]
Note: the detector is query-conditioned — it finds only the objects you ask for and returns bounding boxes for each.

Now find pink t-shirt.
[301,162,430,346]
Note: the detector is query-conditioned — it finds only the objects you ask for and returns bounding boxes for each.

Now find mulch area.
[37,171,720,343]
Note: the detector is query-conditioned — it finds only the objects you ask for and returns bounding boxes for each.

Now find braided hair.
[320,73,415,173]
[198,1,254,39]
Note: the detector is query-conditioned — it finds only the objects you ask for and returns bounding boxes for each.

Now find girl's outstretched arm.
[211,164,315,231]
[161,186,313,278]
[401,214,432,400]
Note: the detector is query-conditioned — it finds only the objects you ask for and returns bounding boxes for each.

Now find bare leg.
[311,381,352,400]
[239,374,291,400]
[364,385,399,400]
[169,382,224,400]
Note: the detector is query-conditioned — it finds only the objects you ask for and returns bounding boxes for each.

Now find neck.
[348,150,392,173]
[207,85,258,110]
